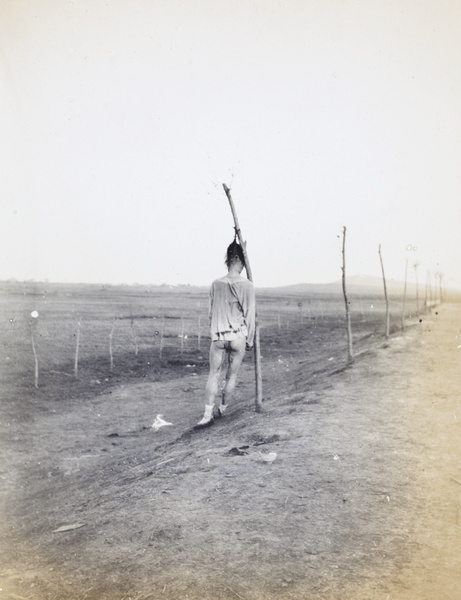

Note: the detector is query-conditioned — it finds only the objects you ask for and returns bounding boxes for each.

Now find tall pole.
[341,226,354,364]
[401,258,408,331]
[378,244,390,339]
[222,184,263,412]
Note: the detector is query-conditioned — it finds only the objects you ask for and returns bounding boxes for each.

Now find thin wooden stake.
[341,226,354,364]
[223,183,263,411]
[414,262,420,319]
[180,315,185,355]
[130,305,139,356]
[29,321,39,388]
[109,317,116,371]
[378,244,390,338]
[159,315,165,359]
[74,318,81,379]
[401,258,408,331]
[197,311,202,351]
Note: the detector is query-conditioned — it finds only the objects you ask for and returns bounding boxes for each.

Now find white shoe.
[217,404,227,417]
[196,405,214,427]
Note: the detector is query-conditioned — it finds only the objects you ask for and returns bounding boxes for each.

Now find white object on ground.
[53,523,85,533]
[152,414,173,431]
[31,311,39,318]
[259,451,277,463]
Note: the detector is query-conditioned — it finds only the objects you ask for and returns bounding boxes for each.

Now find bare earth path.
[393,303,461,600]
[0,302,460,599]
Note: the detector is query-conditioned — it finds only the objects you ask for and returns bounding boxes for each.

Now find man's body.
[196,242,255,427]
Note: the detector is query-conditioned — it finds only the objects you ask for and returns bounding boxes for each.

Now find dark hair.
[225,240,245,268]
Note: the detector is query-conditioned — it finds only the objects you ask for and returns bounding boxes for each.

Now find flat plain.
[0,281,460,600]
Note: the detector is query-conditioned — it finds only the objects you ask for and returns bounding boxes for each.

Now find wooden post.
[159,315,165,359]
[222,184,263,412]
[180,315,185,355]
[109,317,116,371]
[401,258,408,331]
[341,226,354,364]
[29,321,39,388]
[378,244,390,338]
[74,318,81,379]
[414,263,420,319]
[130,304,139,356]
[197,311,202,351]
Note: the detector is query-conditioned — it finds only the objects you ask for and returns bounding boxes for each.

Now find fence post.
[341,226,354,364]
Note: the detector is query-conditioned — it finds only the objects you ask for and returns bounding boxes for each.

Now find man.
[196,240,255,427]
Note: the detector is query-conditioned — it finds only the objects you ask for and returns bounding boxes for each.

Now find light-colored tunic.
[209,274,255,345]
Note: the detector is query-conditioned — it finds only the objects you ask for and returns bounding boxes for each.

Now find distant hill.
[261,275,409,296]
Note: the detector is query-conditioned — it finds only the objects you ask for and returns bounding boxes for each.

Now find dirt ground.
[1,302,460,600]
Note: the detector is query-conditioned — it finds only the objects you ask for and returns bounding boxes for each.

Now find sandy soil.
[0,303,460,600]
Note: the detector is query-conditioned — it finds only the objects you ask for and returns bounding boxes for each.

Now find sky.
[1,0,460,290]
